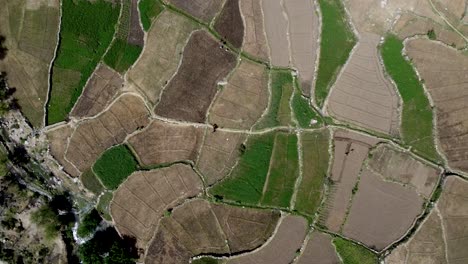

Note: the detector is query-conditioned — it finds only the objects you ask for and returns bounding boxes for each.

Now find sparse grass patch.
[292,78,323,128]
[139,0,164,31]
[104,39,142,73]
[97,191,113,221]
[333,237,378,264]
[31,205,60,240]
[93,145,138,190]
[80,169,104,195]
[192,257,219,264]
[381,35,440,161]
[315,0,356,107]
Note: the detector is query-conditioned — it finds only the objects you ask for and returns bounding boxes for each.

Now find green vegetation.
[31,205,60,240]
[80,169,104,194]
[192,257,219,264]
[210,133,275,204]
[139,0,164,31]
[261,133,299,208]
[93,145,138,190]
[48,0,119,124]
[295,130,330,215]
[104,39,142,73]
[381,35,440,161]
[77,209,102,238]
[315,0,357,107]
[333,238,378,264]
[427,29,436,40]
[292,78,323,128]
[97,192,113,221]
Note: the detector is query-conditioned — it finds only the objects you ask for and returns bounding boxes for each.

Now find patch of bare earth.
[46,124,80,177]
[65,94,149,172]
[110,164,203,249]
[326,32,400,136]
[154,30,237,123]
[71,64,123,118]
[296,231,340,264]
[405,39,468,173]
[127,0,144,46]
[261,0,290,67]
[208,60,269,129]
[214,0,244,49]
[127,120,205,167]
[167,0,225,24]
[239,0,269,61]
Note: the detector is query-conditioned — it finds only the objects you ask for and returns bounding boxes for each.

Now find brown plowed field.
[71,64,123,118]
[284,0,319,96]
[145,199,280,263]
[208,60,268,129]
[167,0,225,23]
[342,167,424,251]
[239,0,269,61]
[369,145,439,198]
[405,39,468,173]
[196,130,246,185]
[214,0,244,49]
[128,120,205,166]
[111,164,203,248]
[321,129,379,232]
[127,11,197,104]
[326,32,400,135]
[46,125,80,177]
[154,30,237,123]
[65,94,150,172]
[127,0,144,46]
[297,232,340,264]
[227,215,308,264]
[262,0,290,67]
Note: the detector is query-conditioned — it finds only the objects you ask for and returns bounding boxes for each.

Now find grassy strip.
[381,35,440,161]
[104,39,142,73]
[333,237,378,264]
[48,0,119,124]
[294,130,330,216]
[261,133,299,208]
[97,191,113,221]
[315,0,356,107]
[292,77,323,128]
[139,0,164,31]
[210,133,276,204]
[192,257,219,264]
[93,145,138,190]
[80,169,104,195]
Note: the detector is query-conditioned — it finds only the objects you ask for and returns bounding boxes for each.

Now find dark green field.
[80,169,104,195]
[292,78,323,128]
[139,0,164,31]
[104,39,142,73]
[333,237,378,264]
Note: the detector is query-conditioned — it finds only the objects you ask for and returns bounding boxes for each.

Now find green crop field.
[292,78,323,128]
[104,39,142,73]
[260,133,299,208]
[80,169,104,195]
[315,0,356,107]
[333,237,378,264]
[381,35,440,162]
[93,144,138,190]
[48,0,119,124]
[139,0,164,31]
[210,133,275,204]
[295,130,330,215]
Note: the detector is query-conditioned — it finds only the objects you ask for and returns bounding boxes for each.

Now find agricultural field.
[239,0,269,61]
[138,0,164,31]
[296,232,340,264]
[214,0,244,49]
[166,0,225,24]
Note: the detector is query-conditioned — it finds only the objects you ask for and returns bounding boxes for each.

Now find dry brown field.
[326,32,400,135]
[127,11,197,104]
[208,60,268,129]
[128,120,205,166]
[320,129,379,232]
[369,145,440,198]
[65,94,149,172]
[227,215,308,264]
[239,0,269,61]
[110,164,203,248]
[167,0,225,23]
[196,130,247,185]
[283,0,319,96]
[297,232,340,264]
[71,64,123,118]
[46,124,80,177]
[214,0,244,49]
[127,0,144,46]
[436,0,466,21]
[406,39,468,173]
[261,0,290,67]
[154,30,237,123]
[342,167,424,251]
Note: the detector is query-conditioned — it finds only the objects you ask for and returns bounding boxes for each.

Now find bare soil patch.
[326,32,400,135]
[127,0,144,46]
[262,0,290,67]
[214,0,244,49]
[209,60,268,129]
[167,0,225,23]
[46,124,80,177]
[154,30,237,123]
[239,0,269,61]
[128,120,205,166]
[297,231,340,264]
[71,64,123,118]
[111,164,203,248]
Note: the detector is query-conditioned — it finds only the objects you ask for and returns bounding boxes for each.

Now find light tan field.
[71,64,123,118]
[209,60,269,129]
[405,39,468,173]
[128,120,205,166]
[326,32,400,135]
[227,215,308,264]
[111,164,203,248]
[196,130,247,185]
[46,124,80,177]
[261,0,290,67]
[239,0,269,61]
[127,11,197,104]
[167,0,225,24]
[65,94,150,172]
[436,0,466,21]
[297,232,340,264]
[284,0,319,96]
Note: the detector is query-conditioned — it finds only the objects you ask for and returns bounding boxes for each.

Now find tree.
[77,209,102,238]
